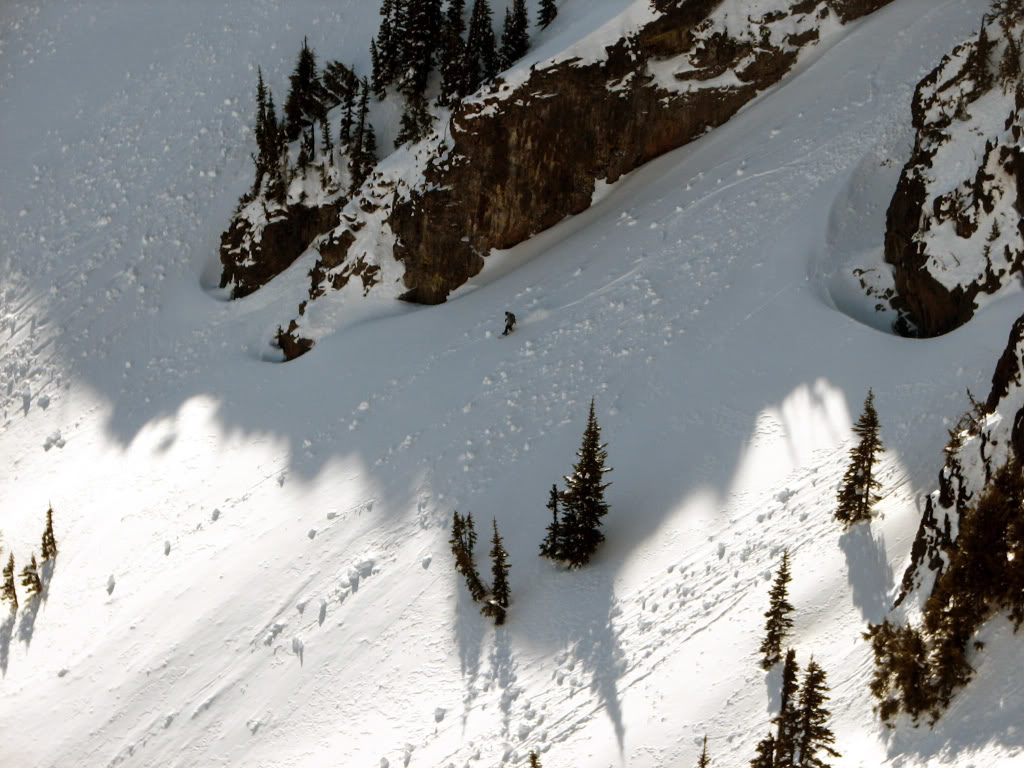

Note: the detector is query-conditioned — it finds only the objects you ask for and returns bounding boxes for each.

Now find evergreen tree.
[528,751,542,768]
[320,116,334,169]
[537,0,557,30]
[974,21,995,94]
[465,0,498,91]
[773,649,800,768]
[339,80,357,148]
[20,552,41,599]
[450,511,487,602]
[500,0,530,68]
[835,389,885,528]
[371,37,387,100]
[438,0,468,104]
[362,124,378,181]
[348,78,372,196]
[795,660,840,768]
[539,484,562,560]
[283,38,325,142]
[750,734,775,768]
[321,60,357,109]
[264,91,287,203]
[252,67,269,195]
[395,91,432,147]
[999,28,1021,91]
[864,619,932,722]
[560,398,613,568]
[696,734,711,768]
[482,518,510,625]
[41,505,58,561]
[400,0,443,99]
[759,550,794,669]
[1,553,16,612]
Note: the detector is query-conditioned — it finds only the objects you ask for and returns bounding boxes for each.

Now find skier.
[502,311,516,336]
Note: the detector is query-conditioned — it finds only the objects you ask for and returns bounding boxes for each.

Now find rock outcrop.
[884,9,1024,337]
[219,0,898,358]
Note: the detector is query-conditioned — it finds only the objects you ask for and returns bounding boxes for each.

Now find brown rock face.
[220,200,342,299]
[884,16,1024,337]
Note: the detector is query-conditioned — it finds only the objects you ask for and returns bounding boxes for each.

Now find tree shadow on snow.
[454,582,486,729]
[18,596,41,646]
[838,524,893,624]
[554,564,627,753]
[490,627,520,737]
[0,612,14,675]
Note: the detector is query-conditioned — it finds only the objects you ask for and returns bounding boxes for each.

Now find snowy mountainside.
[4,1,1024,767]
[882,3,1024,337]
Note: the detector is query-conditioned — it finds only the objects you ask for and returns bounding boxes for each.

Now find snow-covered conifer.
[538,484,562,560]
[1,553,16,612]
[20,552,41,599]
[482,518,510,624]
[795,660,840,768]
[560,398,612,568]
[537,0,557,29]
[835,389,884,528]
[759,550,794,669]
[696,734,711,767]
[41,505,58,561]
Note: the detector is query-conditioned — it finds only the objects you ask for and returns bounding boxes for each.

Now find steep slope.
[4,1,1023,768]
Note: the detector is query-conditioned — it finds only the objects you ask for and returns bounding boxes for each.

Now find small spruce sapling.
[1,553,16,612]
[483,518,510,625]
[539,484,562,560]
[759,550,794,669]
[41,505,58,561]
[450,511,487,602]
[696,734,711,767]
[528,751,542,768]
[750,734,775,768]
[20,553,42,599]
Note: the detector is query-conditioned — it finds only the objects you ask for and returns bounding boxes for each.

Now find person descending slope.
[502,311,516,336]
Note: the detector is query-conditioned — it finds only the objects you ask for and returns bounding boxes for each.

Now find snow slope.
[3,0,1023,767]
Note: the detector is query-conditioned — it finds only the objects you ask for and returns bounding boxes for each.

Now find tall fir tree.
[20,552,41,599]
[41,505,58,561]
[537,0,557,29]
[759,550,794,669]
[400,0,443,99]
[795,660,841,768]
[465,0,498,92]
[395,91,432,147]
[1,553,16,612]
[438,0,468,104]
[450,511,488,602]
[539,484,562,560]
[264,91,287,203]
[348,78,372,196]
[835,389,885,528]
[749,734,775,768]
[528,751,541,768]
[283,38,325,142]
[974,20,994,94]
[773,648,801,768]
[362,124,378,182]
[696,734,711,767]
[560,398,613,568]
[320,115,334,169]
[482,518,510,625]
[252,67,269,196]
[339,79,357,148]
[500,0,530,68]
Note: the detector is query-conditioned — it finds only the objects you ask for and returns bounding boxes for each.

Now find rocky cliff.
[884,7,1024,337]
[220,0,898,358]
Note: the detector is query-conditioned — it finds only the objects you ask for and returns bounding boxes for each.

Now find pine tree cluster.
[834,389,885,528]
[751,650,840,768]
[372,0,534,143]
[449,511,510,625]
[1,506,59,613]
[247,42,378,208]
[866,455,1024,723]
[539,399,613,569]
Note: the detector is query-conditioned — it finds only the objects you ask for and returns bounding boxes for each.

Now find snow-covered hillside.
[3,0,1023,767]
